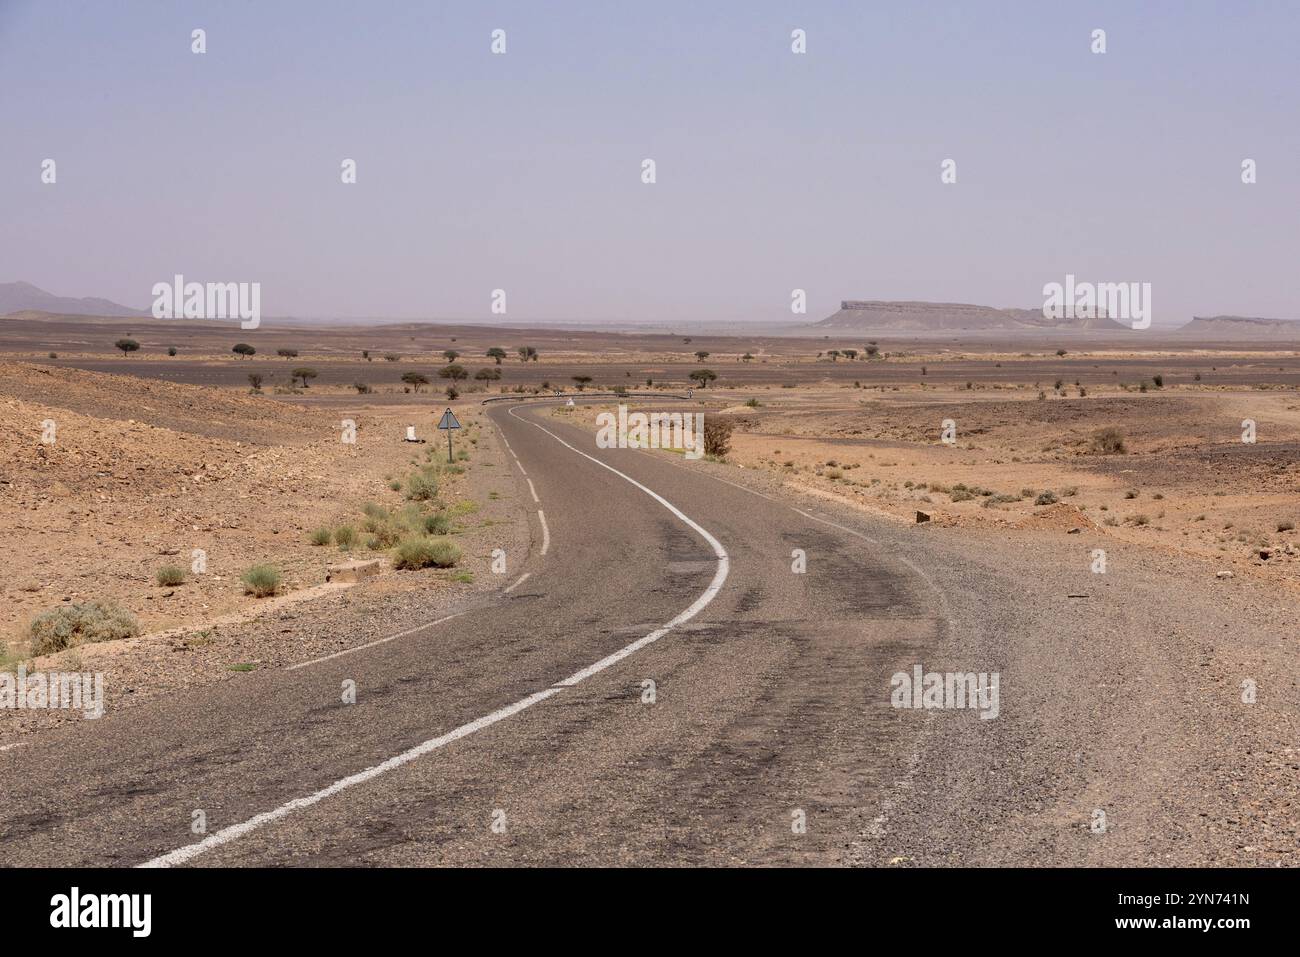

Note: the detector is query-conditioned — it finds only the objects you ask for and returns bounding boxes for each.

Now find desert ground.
[3,313,1299,866]
[6,317,1299,677]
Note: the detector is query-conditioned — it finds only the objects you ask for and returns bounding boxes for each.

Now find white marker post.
[437,407,461,463]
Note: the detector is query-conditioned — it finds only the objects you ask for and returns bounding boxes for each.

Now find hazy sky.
[2,1,1297,325]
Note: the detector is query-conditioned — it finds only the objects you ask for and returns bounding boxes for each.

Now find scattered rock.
[915,510,931,524]
[1216,570,1234,579]
[325,559,382,583]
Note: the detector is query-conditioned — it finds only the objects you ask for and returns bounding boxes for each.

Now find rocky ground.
[0,361,527,740]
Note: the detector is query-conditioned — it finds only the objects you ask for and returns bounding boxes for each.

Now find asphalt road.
[2,399,1295,866]
[0,399,945,866]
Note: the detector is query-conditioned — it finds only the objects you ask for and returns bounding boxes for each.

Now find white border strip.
[285,614,464,672]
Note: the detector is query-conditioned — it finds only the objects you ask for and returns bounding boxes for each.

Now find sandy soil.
[0,360,528,737]
[554,379,1300,592]
[5,318,1298,739]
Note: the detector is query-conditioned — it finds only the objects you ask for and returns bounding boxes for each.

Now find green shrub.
[405,468,439,502]
[241,564,281,597]
[392,536,461,570]
[309,527,332,546]
[29,601,139,656]
[423,513,452,535]
[368,521,403,548]
[156,565,188,586]
[1034,490,1058,506]
[334,525,357,548]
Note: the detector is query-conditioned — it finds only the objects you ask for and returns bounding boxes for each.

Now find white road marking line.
[504,572,531,593]
[140,404,728,869]
[515,459,527,476]
[140,687,564,868]
[505,405,729,685]
[285,614,464,672]
[537,509,550,555]
[526,478,539,503]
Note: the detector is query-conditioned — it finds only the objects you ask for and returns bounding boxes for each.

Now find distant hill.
[0,281,145,318]
[1176,315,1300,339]
[814,300,1131,334]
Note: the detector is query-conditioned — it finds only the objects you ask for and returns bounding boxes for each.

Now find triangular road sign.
[437,408,461,430]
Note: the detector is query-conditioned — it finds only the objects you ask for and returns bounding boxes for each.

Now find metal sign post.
[437,407,461,463]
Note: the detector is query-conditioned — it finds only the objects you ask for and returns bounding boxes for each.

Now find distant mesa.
[814,300,1130,334]
[1176,315,1300,338]
[0,281,145,318]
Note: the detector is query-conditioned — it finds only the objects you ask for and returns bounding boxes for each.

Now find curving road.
[6,398,1287,866]
[0,399,947,866]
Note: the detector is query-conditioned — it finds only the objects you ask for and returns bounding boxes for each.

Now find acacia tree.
[689,369,717,389]
[232,343,256,358]
[276,348,298,358]
[291,367,318,388]
[486,347,507,364]
[443,350,460,363]
[115,338,140,356]
[401,372,430,393]
[474,367,501,382]
[572,375,592,391]
[248,373,264,392]
[694,350,710,362]
[517,346,537,362]
[439,363,468,382]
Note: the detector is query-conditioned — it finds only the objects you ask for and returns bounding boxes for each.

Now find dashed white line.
[537,510,550,555]
[504,572,531,593]
[140,404,728,869]
[285,613,464,672]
